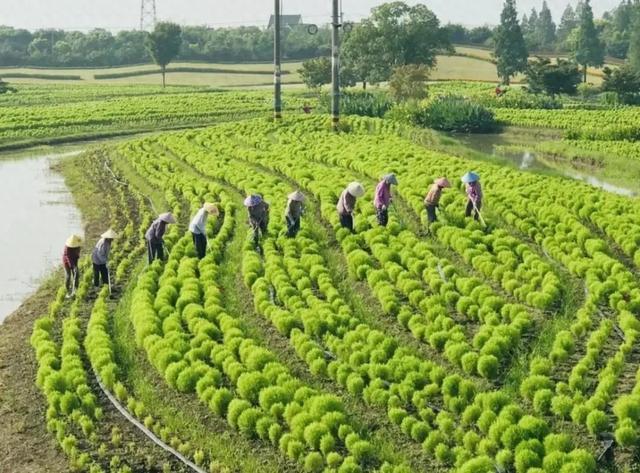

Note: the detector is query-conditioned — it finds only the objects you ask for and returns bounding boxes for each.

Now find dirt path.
[0,280,68,473]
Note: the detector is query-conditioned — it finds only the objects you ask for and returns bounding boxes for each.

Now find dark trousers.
[192,232,207,259]
[465,200,482,221]
[250,219,268,246]
[93,264,109,287]
[285,216,301,238]
[147,240,164,263]
[426,204,438,223]
[64,266,79,294]
[339,213,354,232]
[376,207,389,227]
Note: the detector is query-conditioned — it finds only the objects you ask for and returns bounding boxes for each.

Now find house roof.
[268,14,303,29]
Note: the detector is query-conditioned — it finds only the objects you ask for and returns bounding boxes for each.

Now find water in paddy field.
[0,149,83,323]
[455,132,637,197]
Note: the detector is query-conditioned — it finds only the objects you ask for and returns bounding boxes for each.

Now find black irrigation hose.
[92,371,208,473]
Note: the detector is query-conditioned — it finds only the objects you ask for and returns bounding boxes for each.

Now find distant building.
[268,14,303,29]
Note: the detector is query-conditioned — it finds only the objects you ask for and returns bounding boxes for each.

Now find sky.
[0,0,621,31]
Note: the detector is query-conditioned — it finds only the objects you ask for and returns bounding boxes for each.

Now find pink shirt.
[374,181,392,209]
[466,181,483,203]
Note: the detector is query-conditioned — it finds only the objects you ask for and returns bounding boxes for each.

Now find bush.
[477,355,499,379]
[585,410,610,436]
[412,96,498,133]
[318,90,393,118]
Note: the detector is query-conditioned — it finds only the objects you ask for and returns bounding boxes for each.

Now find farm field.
[1,91,640,472]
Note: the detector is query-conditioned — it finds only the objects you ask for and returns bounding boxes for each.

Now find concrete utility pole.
[331,0,341,131]
[274,0,282,120]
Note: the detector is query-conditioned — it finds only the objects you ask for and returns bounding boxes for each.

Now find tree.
[298,57,331,89]
[526,57,581,95]
[342,1,451,86]
[629,5,640,72]
[145,22,182,87]
[537,1,557,51]
[572,0,604,82]
[602,65,640,103]
[494,0,529,84]
[388,64,430,102]
[557,4,578,49]
[0,78,15,94]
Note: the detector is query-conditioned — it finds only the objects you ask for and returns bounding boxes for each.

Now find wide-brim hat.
[244,195,262,207]
[101,229,118,239]
[346,182,365,198]
[461,172,480,184]
[65,234,83,248]
[435,177,451,188]
[383,173,398,185]
[288,190,305,202]
[204,203,219,215]
[159,212,176,224]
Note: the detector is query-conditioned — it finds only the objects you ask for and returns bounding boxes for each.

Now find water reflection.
[0,150,83,322]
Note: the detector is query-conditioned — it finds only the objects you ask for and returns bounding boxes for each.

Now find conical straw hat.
[288,190,305,202]
[204,203,219,215]
[100,229,118,239]
[159,212,176,224]
[435,177,451,188]
[347,182,365,198]
[65,234,83,248]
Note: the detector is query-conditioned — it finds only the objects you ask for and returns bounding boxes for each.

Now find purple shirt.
[466,181,483,204]
[145,218,167,243]
[374,181,392,209]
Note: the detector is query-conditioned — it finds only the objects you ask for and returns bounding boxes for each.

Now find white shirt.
[188,208,208,235]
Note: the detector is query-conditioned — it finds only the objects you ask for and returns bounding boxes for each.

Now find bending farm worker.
[461,172,483,221]
[189,202,219,259]
[62,234,82,297]
[285,190,305,238]
[337,182,364,233]
[374,173,398,227]
[145,212,176,263]
[92,229,117,288]
[424,177,451,224]
[244,194,270,246]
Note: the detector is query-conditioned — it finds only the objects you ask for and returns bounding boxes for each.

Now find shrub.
[412,96,498,133]
[304,452,324,473]
[514,449,541,473]
[318,90,393,118]
[585,410,610,436]
[477,355,499,380]
[533,389,553,415]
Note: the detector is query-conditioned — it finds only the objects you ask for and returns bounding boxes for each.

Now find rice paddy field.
[2,78,640,473]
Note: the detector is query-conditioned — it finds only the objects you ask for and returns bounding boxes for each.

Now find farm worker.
[374,173,398,227]
[189,203,219,259]
[92,229,117,287]
[461,172,483,221]
[145,212,176,263]
[303,103,312,114]
[337,182,365,232]
[285,190,305,238]
[424,177,451,223]
[62,234,83,297]
[244,194,270,245]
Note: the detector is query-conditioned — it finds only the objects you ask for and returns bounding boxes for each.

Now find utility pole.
[331,0,341,131]
[140,0,157,31]
[274,0,282,120]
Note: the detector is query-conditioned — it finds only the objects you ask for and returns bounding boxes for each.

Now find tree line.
[1,1,639,68]
[0,24,331,67]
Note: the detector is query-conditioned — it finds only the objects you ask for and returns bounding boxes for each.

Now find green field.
[2,80,640,473]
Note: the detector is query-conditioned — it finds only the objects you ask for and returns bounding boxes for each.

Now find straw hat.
[244,194,263,207]
[204,203,219,215]
[159,212,176,224]
[346,182,365,198]
[435,177,451,188]
[65,234,83,248]
[288,190,305,202]
[383,173,398,186]
[461,172,480,184]
[100,229,118,239]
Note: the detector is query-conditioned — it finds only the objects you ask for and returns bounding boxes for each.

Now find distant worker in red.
[424,177,451,224]
[244,194,270,246]
[62,234,83,297]
[302,103,312,114]
[336,182,365,233]
[461,172,483,221]
[145,212,176,263]
[374,173,398,227]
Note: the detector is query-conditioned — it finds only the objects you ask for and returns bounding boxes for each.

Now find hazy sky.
[0,0,620,31]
